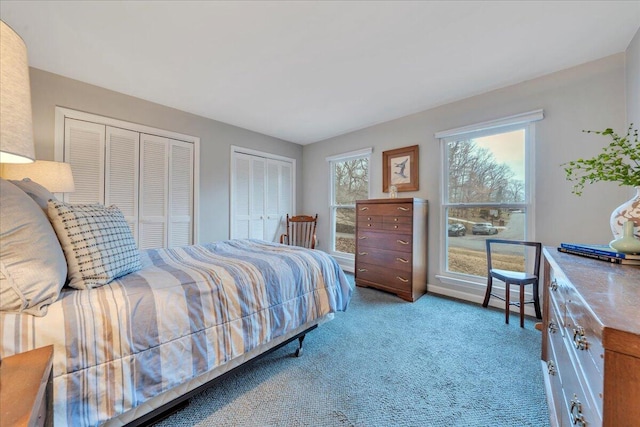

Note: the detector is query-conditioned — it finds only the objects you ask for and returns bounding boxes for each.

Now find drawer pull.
[396,239,409,245]
[573,327,589,351]
[367,224,372,227]
[550,278,558,292]
[358,236,367,240]
[396,257,409,263]
[548,321,558,334]
[396,206,410,211]
[547,360,556,376]
[396,276,409,283]
[359,207,369,211]
[570,394,586,427]
[394,225,398,229]
[367,217,372,221]
[358,252,368,256]
[358,268,368,272]
[393,218,398,222]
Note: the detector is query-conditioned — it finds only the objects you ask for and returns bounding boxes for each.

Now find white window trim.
[326,147,372,271]
[435,110,542,290]
[54,106,201,244]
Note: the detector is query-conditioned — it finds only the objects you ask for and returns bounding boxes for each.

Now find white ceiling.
[1,1,639,145]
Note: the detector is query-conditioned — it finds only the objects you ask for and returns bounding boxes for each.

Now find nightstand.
[0,345,53,427]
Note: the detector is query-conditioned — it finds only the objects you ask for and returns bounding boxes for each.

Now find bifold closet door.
[105,126,140,243]
[139,134,168,250]
[63,118,105,204]
[231,151,293,241]
[168,140,194,247]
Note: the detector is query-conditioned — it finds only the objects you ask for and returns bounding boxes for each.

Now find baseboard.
[428,281,538,318]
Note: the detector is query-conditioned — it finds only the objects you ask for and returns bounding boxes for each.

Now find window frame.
[435,110,543,286]
[326,147,372,265]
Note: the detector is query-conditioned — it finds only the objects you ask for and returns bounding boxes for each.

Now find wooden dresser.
[541,248,640,427]
[354,198,428,302]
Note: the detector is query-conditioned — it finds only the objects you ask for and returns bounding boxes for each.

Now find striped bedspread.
[0,239,352,427]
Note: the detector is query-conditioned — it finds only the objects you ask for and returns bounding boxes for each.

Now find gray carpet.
[155,275,549,426]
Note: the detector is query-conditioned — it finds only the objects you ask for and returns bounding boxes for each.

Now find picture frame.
[383,144,419,192]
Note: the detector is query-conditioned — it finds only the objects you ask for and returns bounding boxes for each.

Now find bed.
[0,178,352,426]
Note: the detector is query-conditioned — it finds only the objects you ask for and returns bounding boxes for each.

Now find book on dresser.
[354,198,428,302]
[558,243,640,265]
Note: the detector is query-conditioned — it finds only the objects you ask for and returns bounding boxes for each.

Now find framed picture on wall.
[383,145,419,192]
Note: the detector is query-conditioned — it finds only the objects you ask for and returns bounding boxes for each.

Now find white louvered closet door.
[168,139,193,247]
[64,119,105,204]
[265,159,292,242]
[105,126,140,243]
[231,151,293,242]
[232,153,252,239]
[139,134,169,249]
[250,156,266,240]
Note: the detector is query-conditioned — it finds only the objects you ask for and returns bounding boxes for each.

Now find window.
[437,110,543,281]
[327,148,371,258]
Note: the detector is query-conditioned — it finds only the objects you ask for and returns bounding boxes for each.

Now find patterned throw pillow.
[47,200,142,290]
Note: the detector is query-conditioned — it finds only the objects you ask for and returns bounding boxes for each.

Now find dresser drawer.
[559,345,602,427]
[358,216,383,230]
[357,231,412,253]
[355,262,412,292]
[545,326,569,426]
[564,291,605,416]
[382,215,412,232]
[357,202,413,216]
[356,248,412,272]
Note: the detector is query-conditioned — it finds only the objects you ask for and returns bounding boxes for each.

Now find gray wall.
[627,27,640,127]
[303,53,629,286]
[28,67,303,244]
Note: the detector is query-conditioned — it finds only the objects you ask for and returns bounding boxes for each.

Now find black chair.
[482,239,542,327]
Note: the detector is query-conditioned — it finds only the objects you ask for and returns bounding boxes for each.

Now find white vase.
[609,220,640,254]
[610,186,640,240]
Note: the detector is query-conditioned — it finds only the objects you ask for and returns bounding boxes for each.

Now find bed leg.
[294,334,306,357]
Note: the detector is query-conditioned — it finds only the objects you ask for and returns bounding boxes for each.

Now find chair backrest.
[282,214,318,249]
[485,239,542,276]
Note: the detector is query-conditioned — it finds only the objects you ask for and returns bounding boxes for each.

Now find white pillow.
[9,178,56,211]
[0,179,67,316]
[47,200,142,290]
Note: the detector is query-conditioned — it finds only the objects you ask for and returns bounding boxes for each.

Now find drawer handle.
[358,268,368,272]
[572,327,589,351]
[396,239,409,245]
[367,224,372,227]
[367,217,372,221]
[358,236,367,240]
[547,360,556,376]
[393,218,398,222]
[358,252,368,256]
[570,394,586,427]
[396,207,409,211]
[394,225,398,229]
[550,278,558,292]
[548,321,558,334]
[396,257,409,263]
[396,276,409,283]
[359,207,369,211]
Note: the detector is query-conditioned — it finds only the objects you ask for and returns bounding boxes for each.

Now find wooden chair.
[280,214,318,249]
[482,239,542,327]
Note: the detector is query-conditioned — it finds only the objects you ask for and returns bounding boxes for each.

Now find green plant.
[563,124,640,195]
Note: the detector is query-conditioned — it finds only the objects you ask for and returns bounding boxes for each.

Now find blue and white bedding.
[0,239,352,426]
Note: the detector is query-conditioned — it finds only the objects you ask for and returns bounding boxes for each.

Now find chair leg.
[533,281,542,319]
[482,276,493,307]
[520,284,525,328]
[504,282,510,324]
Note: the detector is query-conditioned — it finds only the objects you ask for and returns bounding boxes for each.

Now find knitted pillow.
[47,200,141,290]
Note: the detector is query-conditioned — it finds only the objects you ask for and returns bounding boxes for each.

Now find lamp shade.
[0,160,75,193]
[0,20,35,163]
